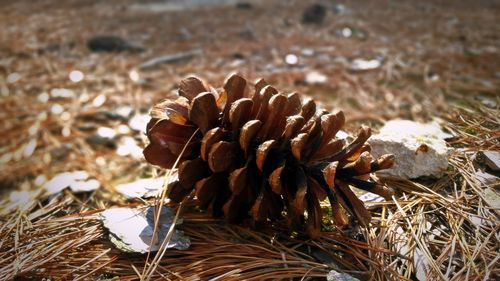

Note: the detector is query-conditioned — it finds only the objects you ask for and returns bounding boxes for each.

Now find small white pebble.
[34,175,47,186]
[285,54,298,65]
[115,106,134,118]
[69,179,100,193]
[128,114,150,132]
[51,88,74,98]
[92,94,106,107]
[97,127,116,139]
[35,175,47,186]
[79,92,90,103]
[50,104,64,115]
[6,73,20,83]
[44,171,89,195]
[301,48,315,57]
[37,92,50,103]
[23,138,37,158]
[116,136,142,158]
[62,126,71,137]
[117,124,131,135]
[69,70,84,83]
[9,191,31,209]
[60,112,71,121]
[96,157,106,166]
[351,58,381,71]
[342,27,352,37]
[129,69,140,82]
[28,122,40,136]
[305,71,328,84]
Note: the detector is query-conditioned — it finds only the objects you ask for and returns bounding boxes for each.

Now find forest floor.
[0,0,499,280]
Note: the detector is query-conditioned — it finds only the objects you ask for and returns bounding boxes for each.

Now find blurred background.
[1,0,499,200]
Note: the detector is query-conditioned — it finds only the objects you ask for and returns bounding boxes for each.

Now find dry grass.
[1,0,499,280]
[1,104,498,280]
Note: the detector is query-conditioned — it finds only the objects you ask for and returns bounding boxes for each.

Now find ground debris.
[138,49,202,70]
[99,206,190,253]
[87,35,144,52]
[327,270,360,281]
[115,177,165,199]
[369,120,450,178]
[44,170,100,195]
[302,3,327,25]
[480,151,500,172]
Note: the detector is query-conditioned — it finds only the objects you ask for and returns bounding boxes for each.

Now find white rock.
[69,70,84,83]
[23,138,37,158]
[482,188,500,212]
[474,170,498,187]
[115,178,165,199]
[377,120,452,140]
[92,94,107,107]
[9,191,32,211]
[481,151,500,172]
[44,171,100,195]
[285,54,298,65]
[69,179,101,193]
[305,71,328,84]
[413,246,431,281]
[358,192,384,203]
[99,206,190,253]
[368,120,450,178]
[50,88,75,98]
[1,190,43,215]
[327,270,360,281]
[97,127,116,139]
[115,106,134,119]
[116,136,143,158]
[44,171,89,194]
[349,58,381,71]
[129,113,151,133]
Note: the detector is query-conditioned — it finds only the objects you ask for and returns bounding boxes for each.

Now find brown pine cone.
[143,74,395,237]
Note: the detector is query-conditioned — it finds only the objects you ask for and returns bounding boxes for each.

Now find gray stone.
[87,35,143,53]
[368,120,450,179]
[482,187,500,211]
[327,270,360,281]
[115,177,165,199]
[99,206,190,253]
[481,151,500,172]
[44,171,100,195]
[475,170,499,187]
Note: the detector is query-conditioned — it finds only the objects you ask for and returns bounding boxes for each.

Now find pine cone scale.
[239,120,262,156]
[178,77,208,101]
[189,92,220,134]
[222,74,246,124]
[229,98,253,133]
[207,141,239,173]
[178,158,209,189]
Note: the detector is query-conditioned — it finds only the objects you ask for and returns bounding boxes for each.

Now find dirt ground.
[0,0,499,280]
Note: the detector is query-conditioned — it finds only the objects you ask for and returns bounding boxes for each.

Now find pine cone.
[144,74,395,237]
